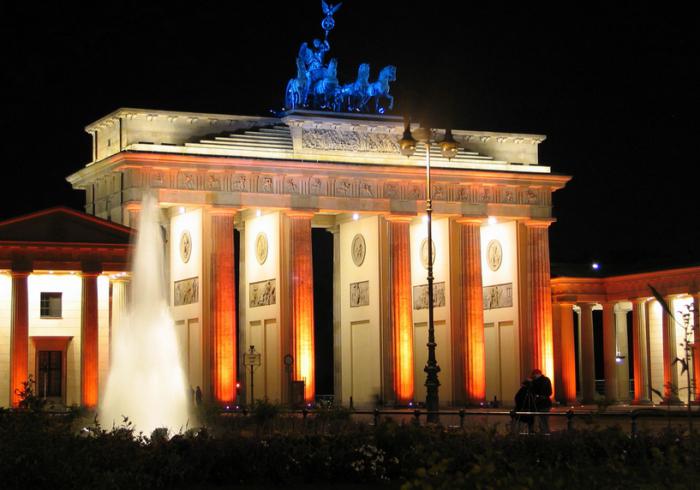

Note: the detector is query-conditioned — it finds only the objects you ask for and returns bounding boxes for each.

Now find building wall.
[170,208,204,394]
[244,212,282,403]
[339,215,382,407]
[26,274,85,406]
[480,221,520,405]
[410,217,452,405]
[0,274,11,406]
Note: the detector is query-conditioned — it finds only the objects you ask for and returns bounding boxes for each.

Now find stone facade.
[66,108,570,408]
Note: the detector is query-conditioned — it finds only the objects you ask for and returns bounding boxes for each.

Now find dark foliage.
[1,412,698,489]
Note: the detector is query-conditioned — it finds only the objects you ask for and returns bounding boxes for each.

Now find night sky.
[1,2,695,270]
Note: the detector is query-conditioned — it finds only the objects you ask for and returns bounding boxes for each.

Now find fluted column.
[602,302,618,402]
[693,293,700,402]
[210,211,237,404]
[632,298,651,403]
[81,272,99,407]
[526,220,554,379]
[579,303,596,403]
[10,272,29,407]
[662,294,680,401]
[555,302,577,404]
[289,212,315,403]
[459,219,485,404]
[388,216,414,404]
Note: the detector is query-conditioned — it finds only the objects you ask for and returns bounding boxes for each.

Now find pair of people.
[513,369,552,434]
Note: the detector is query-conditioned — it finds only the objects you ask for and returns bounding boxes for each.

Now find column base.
[661,397,684,406]
[631,399,653,406]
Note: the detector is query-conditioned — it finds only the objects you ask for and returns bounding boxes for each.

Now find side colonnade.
[552,268,700,405]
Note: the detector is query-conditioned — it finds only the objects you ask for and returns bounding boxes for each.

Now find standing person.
[531,369,552,434]
[195,386,203,406]
[512,379,535,434]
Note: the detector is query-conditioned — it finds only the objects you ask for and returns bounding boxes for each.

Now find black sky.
[1,1,696,271]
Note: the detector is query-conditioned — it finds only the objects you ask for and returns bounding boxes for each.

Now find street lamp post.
[399,118,458,422]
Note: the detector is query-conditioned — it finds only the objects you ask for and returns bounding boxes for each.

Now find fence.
[222,406,700,436]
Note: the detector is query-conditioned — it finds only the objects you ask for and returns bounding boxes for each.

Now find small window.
[40,292,62,318]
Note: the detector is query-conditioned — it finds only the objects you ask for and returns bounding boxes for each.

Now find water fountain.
[100,194,191,434]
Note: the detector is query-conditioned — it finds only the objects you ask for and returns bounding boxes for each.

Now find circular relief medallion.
[179,231,192,264]
[487,239,503,271]
[351,234,366,267]
[255,232,269,265]
[420,238,436,269]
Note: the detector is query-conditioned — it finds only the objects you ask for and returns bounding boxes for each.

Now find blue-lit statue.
[283,1,397,114]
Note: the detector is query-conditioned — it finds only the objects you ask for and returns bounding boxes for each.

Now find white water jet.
[100,194,191,434]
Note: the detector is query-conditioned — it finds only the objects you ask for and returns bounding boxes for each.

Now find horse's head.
[358,63,370,81]
[379,65,397,82]
[326,58,338,77]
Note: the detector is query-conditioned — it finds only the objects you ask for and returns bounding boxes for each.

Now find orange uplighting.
[290,215,315,402]
[528,221,555,396]
[461,220,485,402]
[558,303,577,403]
[10,272,29,407]
[211,214,237,403]
[81,273,99,408]
[389,220,413,404]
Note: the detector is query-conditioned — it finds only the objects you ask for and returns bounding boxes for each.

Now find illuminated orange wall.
[10,273,29,407]
[461,221,485,402]
[210,213,237,403]
[290,215,315,402]
[528,223,554,386]
[390,220,413,404]
[556,303,577,403]
[81,273,99,408]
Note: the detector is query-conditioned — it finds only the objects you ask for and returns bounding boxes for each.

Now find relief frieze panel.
[259,175,275,193]
[383,182,401,199]
[309,177,326,195]
[301,128,400,153]
[118,166,551,210]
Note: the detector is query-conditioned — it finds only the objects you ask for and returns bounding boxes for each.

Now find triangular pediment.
[0,207,132,245]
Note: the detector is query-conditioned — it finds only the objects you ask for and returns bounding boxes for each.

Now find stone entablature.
[82,109,548,173]
[552,266,700,303]
[69,152,568,222]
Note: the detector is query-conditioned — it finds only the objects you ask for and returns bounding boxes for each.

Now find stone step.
[219,134,292,143]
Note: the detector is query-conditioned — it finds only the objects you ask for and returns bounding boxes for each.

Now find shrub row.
[1,411,698,489]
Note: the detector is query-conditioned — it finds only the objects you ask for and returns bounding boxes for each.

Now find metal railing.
[222,406,700,436]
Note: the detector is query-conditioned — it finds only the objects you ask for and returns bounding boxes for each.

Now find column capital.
[630,297,650,305]
[456,216,486,225]
[81,271,100,278]
[207,206,238,216]
[10,270,30,279]
[384,214,414,224]
[286,210,315,219]
[523,218,555,228]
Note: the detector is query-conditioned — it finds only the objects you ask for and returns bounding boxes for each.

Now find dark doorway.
[312,228,334,398]
[37,350,62,398]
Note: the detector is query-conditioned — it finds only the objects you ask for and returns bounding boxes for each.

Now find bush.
[1,411,699,489]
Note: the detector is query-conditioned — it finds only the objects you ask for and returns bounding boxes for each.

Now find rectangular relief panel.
[412,282,446,310]
[349,281,369,307]
[483,283,513,310]
[249,279,276,308]
[174,277,199,306]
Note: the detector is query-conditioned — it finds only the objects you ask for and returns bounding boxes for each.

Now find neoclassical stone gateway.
[61,107,570,408]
